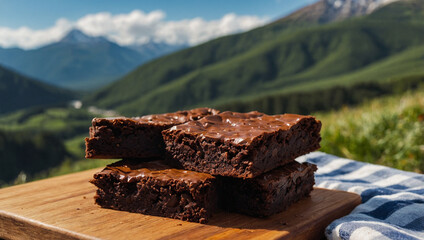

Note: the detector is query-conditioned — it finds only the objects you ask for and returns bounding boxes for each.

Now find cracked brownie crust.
[85,108,219,159]
[162,111,321,178]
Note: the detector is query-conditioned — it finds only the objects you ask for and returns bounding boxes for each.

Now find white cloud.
[0,10,269,49]
[0,18,73,49]
[155,13,268,45]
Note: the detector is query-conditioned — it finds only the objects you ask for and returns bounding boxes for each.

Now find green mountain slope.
[87,0,424,116]
[0,65,74,114]
[214,45,424,114]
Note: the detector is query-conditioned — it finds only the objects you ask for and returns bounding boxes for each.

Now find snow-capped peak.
[60,29,109,44]
[326,0,401,16]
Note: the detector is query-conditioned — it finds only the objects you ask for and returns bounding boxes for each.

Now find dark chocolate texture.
[162,111,321,178]
[90,159,217,224]
[220,161,317,217]
[85,108,219,159]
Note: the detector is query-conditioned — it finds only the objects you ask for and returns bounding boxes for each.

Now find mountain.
[129,42,187,60]
[0,65,74,114]
[284,0,401,24]
[0,30,186,90]
[85,0,424,116]
[59,29,109,44]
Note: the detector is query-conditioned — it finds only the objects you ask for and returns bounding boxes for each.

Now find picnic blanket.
[296,152,424,240]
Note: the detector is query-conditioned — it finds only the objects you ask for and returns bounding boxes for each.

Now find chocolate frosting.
[92,107,219,127]
[94,159,214,184]
[167,111,319,145]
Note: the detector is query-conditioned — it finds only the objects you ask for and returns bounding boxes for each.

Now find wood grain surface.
[0,168,361,240]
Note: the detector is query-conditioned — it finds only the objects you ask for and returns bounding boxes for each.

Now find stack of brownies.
[87,108,321,224]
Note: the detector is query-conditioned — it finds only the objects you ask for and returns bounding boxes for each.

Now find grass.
[0,107,93,133]
[317,89,424,172]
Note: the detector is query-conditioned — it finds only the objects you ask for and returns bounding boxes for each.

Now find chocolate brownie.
[85,108,219,159]
[162,111,321,178]
[90,159,217,224]
[220,161,317,217]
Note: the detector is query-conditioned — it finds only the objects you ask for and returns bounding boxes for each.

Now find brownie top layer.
[94,159,214,184]
[92,108,219,127]
[166,111,320,145]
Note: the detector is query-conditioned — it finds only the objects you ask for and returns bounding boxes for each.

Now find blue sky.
[0,0,314,49]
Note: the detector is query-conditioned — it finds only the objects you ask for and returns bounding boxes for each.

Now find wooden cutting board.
[0,168,361,240]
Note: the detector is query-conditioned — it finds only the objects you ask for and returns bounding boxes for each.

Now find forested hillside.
[0,65,74,114]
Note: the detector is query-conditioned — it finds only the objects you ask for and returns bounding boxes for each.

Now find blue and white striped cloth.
[296,152,424,240]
